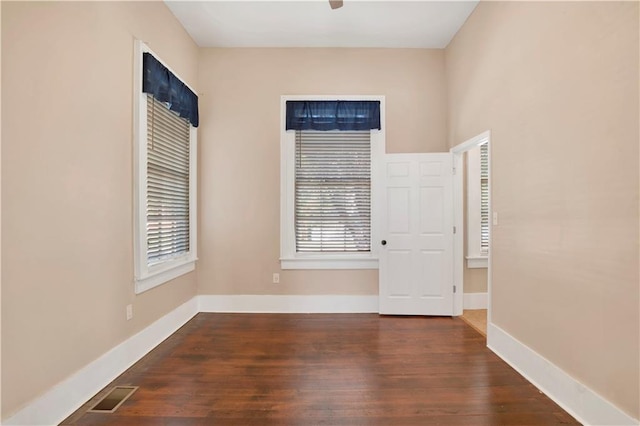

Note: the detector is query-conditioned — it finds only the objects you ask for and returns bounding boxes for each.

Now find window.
[145,96,191,265]
[134,41,198,293]
[466,141,489,268]
[280,97,384,269]
[295,130,371,253]
[480,142,489,254]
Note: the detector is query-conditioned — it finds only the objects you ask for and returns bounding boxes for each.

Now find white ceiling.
[164,1,479,48]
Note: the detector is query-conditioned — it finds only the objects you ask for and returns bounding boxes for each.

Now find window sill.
[466,256,488,269]
[281,256,378,270]
[135,259,196,294]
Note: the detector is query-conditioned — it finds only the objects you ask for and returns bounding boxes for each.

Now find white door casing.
[379,153,454,315]
[451,130,492,318]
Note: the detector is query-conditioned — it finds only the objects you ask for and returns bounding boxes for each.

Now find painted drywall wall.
[0,0,3,412]
[197,48,447,296]
[464,268,487,294]
[445,1,639,418]
[1,1,199,418]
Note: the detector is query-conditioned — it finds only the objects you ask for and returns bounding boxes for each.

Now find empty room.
[1,1,638,425]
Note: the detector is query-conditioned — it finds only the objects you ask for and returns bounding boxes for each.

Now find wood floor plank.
[62,314,579,425]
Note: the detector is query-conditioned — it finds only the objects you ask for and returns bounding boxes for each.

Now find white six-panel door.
[379,153,454,315]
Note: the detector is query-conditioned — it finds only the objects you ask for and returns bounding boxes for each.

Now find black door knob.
[381,240,387,246]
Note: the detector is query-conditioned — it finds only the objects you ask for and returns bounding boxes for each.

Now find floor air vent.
[88,386,138,413]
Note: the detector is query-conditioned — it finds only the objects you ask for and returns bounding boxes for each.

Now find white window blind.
[146,94,191,265]
[480,143,489,253]
[295,130,371,252]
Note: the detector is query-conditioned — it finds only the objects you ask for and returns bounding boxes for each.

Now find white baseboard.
[198,294,379,313]
[8,296,637,426]
[2,294,375,425]
[463,292,487,309]
[487,322,638,426]
[3,297,199,426]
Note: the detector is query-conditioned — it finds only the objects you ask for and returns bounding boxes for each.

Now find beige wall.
[464,268,487,294]
[1,1,199,418]
[197,48,447,295]
[446,1,639,418]
[0,0,3,411]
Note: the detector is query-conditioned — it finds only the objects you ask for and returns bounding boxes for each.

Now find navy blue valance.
[142,52,199,127]
[286,100,380,131]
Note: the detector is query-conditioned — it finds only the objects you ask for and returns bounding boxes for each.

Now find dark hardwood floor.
[62,313,578,425]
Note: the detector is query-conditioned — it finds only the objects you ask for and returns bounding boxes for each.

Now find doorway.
[451,131,491,337]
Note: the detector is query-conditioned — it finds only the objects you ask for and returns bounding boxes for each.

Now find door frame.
[450,131,492,322]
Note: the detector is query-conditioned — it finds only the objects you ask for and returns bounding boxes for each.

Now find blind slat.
[295,130,371,252]
[146,95,191,265]
[480,143,489,253]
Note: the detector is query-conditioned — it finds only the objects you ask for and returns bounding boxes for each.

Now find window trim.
[466,139,488,269]
[133,40,198,294]
[280,95,385,270]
